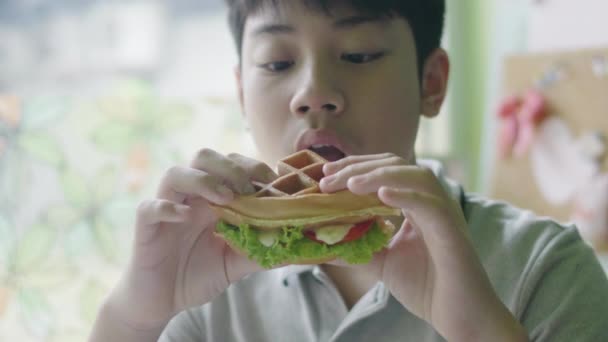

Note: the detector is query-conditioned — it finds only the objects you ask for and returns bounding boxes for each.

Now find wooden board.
[490,47,608,222]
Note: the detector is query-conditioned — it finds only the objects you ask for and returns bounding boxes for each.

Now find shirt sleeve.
[518,226,608,341]
[158,308,206,342]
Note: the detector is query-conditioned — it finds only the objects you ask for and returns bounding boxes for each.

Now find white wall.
[528,0,608,52]
[481,0,608,192]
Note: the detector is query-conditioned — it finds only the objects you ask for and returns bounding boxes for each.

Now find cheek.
[243,68,292,110]
[244,76,283,123]
[378,83,421,142]
[352,71,420,125]
[346,70,421,151]
[242,76,293,158]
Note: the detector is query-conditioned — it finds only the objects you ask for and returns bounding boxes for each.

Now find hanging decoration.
[491,47,608,253]
[497,89,548,159]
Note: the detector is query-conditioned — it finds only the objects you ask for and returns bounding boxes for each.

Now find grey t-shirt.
[159,161,608,341]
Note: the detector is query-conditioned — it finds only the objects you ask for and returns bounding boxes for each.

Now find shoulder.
[464,193,608,340]
[464,193,578,256]
[463,192,598,279]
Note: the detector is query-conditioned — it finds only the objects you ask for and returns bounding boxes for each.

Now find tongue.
[309,145,346,162]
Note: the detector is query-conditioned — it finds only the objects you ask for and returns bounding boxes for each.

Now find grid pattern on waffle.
[251,150,328,198]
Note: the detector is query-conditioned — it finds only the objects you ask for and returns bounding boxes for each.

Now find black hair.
[224,0,445,74]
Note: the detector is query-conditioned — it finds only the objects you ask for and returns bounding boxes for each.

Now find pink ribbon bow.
[498,89,548,158]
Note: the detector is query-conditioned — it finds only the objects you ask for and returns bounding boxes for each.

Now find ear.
[234,64,245,116]
[420,48,450,118]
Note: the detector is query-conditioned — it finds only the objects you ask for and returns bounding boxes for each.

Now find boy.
[90,1,608,341]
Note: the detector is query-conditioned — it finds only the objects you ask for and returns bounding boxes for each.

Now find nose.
[290,66,345,116]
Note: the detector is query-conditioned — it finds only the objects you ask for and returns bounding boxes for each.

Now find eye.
[260,61,295,72]
[342,52,385,64]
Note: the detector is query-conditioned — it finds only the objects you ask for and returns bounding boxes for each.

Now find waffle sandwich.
[209,150,402,268]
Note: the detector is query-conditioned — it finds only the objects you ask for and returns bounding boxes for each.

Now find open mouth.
[308,144,346,162]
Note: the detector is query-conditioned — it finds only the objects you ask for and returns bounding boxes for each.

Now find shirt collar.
[277,264,316,283]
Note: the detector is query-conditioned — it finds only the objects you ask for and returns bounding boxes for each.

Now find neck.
[322,264,379,310]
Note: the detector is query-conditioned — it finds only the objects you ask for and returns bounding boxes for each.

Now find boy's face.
[237,1,448,165]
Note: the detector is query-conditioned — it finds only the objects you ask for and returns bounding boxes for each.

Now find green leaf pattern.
[0,78,244,340]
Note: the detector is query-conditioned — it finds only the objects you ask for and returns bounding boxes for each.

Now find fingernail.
[323,163,335,175]
[350,175,366,185]
[379,186,394,197]
[216,185,234,198]
[321,175,336,186]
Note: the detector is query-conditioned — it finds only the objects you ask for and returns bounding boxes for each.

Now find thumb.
[223,242,265,283]
[387,215,418,249]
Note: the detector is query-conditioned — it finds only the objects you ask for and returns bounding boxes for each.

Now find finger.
[346,165,441,195]
[320,156,407,193]
[136,199,191,227]
[223,243,265,283]
[323,153,395,176]
[190,148,255,195]
[157,166,234,205]
[378,187,468,249]
[135,199,191,244]
[227,153,279,183]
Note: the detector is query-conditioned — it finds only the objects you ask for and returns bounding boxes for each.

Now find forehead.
[248,0,378,15]
[244,0,393,28]
[242,5,412,47]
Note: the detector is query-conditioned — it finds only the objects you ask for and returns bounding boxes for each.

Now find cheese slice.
[256,223,354,246]
[314,224,352,245]
[258,230,279,247]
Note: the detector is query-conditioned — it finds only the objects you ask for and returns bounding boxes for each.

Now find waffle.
[212,150,402,268]
[250,149,327,198]
[209,150,402,229]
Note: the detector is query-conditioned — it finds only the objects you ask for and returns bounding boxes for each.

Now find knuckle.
[227,161,247,177]
[226,152,243,160]
[164,166,181,179]
[150,201,164,213]
[375,167,391,178]
[198,172,216,188]
[158,200,174,213]
[136,199,156,216]
[331,157,348,168]
[196,147,216,161]
[342,164,355,176]
[386,165,404,175]
[151,200,166,212]
[226,154,252,174]
[388,156,406,165]
[251,163,271,175]
[339,156,353,164]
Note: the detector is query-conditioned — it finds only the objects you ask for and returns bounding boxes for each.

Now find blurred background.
[0,0,607,340]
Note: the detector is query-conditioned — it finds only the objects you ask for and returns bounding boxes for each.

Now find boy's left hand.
[320,153,528,342]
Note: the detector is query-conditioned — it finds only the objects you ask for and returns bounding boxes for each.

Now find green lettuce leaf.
[216,221,390,269]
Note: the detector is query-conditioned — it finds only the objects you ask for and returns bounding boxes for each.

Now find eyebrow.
[252,15,387,36]
[253,24,295,36]
[333,15,387,29]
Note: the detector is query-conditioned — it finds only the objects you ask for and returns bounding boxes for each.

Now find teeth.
[310,144,332,149]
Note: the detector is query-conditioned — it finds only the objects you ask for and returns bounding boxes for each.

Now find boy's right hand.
[104,148,278,330]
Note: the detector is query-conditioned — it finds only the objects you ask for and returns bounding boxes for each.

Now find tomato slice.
[340,219,374,243]
[304,219,374,245]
